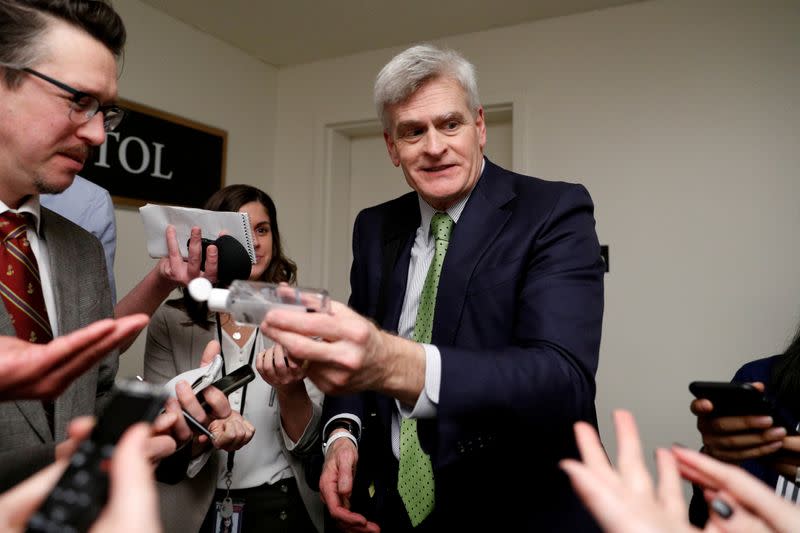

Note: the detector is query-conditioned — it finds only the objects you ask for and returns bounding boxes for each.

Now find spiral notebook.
[139,203,256,264]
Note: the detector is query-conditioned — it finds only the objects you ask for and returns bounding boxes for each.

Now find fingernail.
[766,427,787,439]
[710,498,733,519]
[671,442,688,449]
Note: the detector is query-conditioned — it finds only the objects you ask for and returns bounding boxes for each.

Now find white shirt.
[214,329,293,488]
[775,476,800,504]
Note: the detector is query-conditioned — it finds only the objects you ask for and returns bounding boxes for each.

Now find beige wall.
[111,0,278,378]
[272,0,800,473]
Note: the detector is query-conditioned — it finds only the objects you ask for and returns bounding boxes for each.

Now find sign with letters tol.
[80,98,227,208]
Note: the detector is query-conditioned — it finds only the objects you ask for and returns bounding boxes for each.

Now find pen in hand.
[137,375,216,441]
[181,409,216,441]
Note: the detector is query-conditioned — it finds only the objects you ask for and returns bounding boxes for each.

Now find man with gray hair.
[263,44,604,531]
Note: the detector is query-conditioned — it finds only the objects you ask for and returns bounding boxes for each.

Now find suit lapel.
[372,196,418,430]
[434,160,515,345]
[0,312,51,441]
[378,194,419,332]
[40,209,79,336]
[40,209,82,439]
[16,401,52,442]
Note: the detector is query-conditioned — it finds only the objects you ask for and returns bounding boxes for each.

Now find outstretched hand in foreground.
[560,409,800,533]
[0,315,148,401]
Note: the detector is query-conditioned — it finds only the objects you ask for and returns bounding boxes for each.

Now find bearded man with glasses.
[0,1,254,512]
[0,0,129,491]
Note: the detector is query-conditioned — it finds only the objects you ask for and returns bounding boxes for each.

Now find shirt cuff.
[322,413,362,439]
[397,343,440,419]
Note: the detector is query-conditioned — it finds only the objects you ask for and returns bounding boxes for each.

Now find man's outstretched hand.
[0,314,149,401]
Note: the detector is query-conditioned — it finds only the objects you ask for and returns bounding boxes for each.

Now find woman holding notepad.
[144,185,323,532]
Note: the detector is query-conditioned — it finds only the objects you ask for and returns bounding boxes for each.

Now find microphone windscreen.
[214,235,252,286]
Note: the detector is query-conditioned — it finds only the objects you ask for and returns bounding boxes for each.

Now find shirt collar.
[0,196,43,235]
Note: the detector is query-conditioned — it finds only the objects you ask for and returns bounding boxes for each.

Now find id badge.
[213,497,245,533]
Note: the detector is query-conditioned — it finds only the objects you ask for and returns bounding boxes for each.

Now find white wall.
[110,0,278,378]
[272,0,800,480]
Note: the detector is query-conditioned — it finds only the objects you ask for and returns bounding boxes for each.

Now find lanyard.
[215,313,258,475]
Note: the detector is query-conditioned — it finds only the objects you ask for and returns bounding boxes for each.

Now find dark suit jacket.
[0,207,116,490]
[323,159,604,531]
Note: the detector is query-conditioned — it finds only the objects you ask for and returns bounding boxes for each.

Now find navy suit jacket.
[323,159,604,531]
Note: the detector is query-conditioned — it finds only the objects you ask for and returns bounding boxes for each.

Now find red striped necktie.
[0,211,53,344]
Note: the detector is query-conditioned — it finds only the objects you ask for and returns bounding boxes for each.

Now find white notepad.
[139,203,256,263]
[162,355,224,398]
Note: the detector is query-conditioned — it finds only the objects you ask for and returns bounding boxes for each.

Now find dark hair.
[770,327,800,416]
[203,184,297,285]
[0,0,126,87]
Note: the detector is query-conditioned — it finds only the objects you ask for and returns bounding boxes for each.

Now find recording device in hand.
[689,380,800,434]
[26,380,168,533]
[197,364,256,413]
[189,234,252,287]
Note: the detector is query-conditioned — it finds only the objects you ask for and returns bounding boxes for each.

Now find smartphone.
[689,381,799,434]
[27,379,168,533]
[197,364,256,412]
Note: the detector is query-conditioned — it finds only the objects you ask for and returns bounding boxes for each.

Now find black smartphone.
[27,380,168,533]
[197,364,255,412]
[689,381,799,434]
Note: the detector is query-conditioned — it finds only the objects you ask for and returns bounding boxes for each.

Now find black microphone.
[189,235,252,287]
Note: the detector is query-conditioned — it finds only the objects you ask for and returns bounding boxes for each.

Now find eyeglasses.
[22,68,125,132]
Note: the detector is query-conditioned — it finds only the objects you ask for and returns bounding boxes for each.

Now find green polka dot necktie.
[398,212,454,527]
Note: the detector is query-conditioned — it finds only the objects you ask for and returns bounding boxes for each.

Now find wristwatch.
[324,418,360,442]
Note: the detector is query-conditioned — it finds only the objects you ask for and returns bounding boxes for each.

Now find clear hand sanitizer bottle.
[188,278,330,326]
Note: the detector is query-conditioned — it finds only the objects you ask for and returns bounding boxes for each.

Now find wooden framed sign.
[80,98,227,208]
